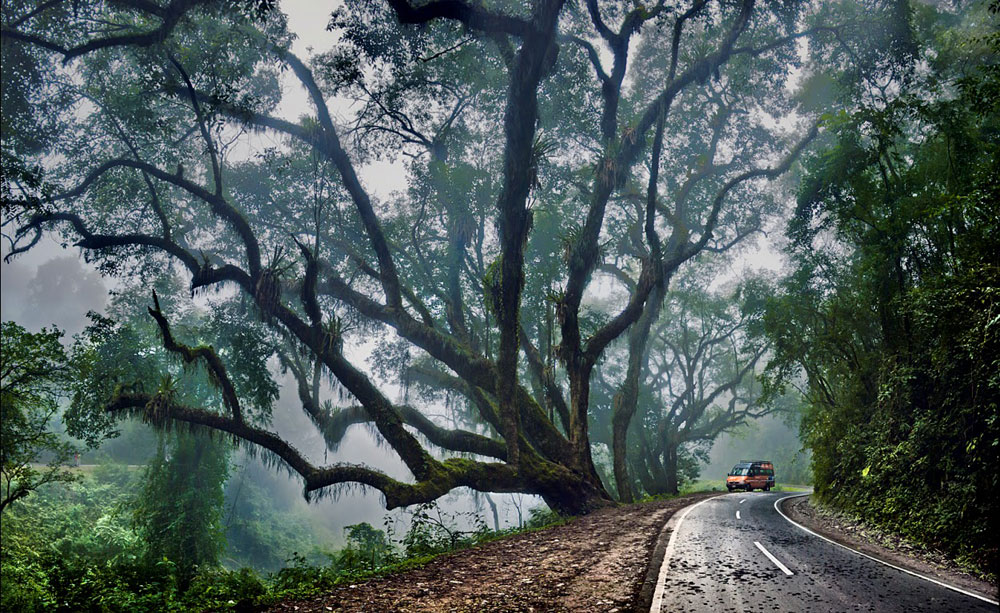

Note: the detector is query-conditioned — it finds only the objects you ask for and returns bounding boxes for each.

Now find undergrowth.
[1,486,567,612]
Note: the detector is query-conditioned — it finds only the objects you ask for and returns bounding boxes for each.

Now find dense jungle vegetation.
[1,447,562,611]
[762,2,999,578]
[1,0,996,609]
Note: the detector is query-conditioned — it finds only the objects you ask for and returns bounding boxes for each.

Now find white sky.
[279,1,408,199]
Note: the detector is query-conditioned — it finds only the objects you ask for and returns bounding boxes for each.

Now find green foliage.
[221,462,324,573]
[0,556,54,612]
[133,431,230,588]
[2,457,567,611]
[762,3,999,580]
[0,321,77,513]
[522,505,564,530]
[66,280,280,447]
[395,502,487,558]
[183,566,268,610]
[1,462,145,611]
[341,522,395,570]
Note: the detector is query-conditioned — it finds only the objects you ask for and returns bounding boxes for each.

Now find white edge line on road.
[754,541,794,575]
[775,494,999,606]
[649,496,717,613]
[736,510,741,520]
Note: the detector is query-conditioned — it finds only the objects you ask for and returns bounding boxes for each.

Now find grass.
[679,479,726,493]
[775,484,813,493]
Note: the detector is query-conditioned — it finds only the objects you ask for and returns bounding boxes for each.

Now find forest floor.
[781,495,998,602]
[266,492,720,613]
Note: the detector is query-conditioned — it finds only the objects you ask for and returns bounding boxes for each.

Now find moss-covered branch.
[105,392,606,512]
[147,291,243,423]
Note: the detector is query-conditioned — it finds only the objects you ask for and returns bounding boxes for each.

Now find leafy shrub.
[185,567,269,610]
[0,558,55,612]
[3,467,568,610]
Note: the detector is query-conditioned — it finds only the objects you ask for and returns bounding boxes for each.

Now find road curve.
[649,492,997,612]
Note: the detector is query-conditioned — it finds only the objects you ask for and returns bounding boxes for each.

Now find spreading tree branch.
[2,0,212,64]
[385,0,530,36]
[147,290,243,423]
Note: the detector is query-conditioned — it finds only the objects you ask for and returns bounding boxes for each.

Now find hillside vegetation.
[760,2,999,579]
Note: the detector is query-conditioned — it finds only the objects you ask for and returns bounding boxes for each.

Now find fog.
[0,236,543,571]
[1,237,107,335]
[0,0,820,574]
[701,414,812,487]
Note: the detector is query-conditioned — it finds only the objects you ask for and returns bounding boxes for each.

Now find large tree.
[2,0,898,514]
[636,279,772,495]
[589,270,776,497]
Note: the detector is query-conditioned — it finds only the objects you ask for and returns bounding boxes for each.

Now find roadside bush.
[524,506,564,530]
[185,567,269,610]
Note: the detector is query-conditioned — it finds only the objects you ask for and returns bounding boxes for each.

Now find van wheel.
[746,485,752,492]
[765,486,770,492]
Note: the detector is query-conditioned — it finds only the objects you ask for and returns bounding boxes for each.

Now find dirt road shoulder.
[268,492,721,613]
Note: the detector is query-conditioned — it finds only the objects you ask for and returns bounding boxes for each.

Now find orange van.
[726,460,775,492]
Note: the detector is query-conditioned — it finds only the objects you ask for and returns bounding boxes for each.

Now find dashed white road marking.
[736,510,741,520]
[755,541,794,576]
[739,498,746,504]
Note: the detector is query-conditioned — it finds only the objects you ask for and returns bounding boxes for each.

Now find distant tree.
[593,274,776,496]
[645,283,771,495]
[0,321,76,513]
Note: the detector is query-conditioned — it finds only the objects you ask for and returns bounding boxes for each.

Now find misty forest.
[1,0,996,611]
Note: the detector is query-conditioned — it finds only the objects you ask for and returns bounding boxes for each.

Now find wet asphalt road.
[652,492,997,612]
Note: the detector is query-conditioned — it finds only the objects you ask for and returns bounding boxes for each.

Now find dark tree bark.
[5,0,840,516]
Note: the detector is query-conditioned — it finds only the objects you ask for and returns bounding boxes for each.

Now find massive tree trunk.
[567,361,598,475]
[663,441,680,495]
[630,432,659,497]
[662,432,680,494]
[611,284,664,502]
[6,0,832,518]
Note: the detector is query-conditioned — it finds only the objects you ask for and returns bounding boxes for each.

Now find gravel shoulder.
[267,492,720,613]
[780,494,997,603]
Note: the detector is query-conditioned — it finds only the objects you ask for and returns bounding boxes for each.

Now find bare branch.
[167,53,223,197]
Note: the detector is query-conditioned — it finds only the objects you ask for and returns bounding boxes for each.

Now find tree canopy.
[2,0,912,515]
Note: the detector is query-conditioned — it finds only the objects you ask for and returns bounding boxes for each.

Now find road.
[649,492,997,612]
